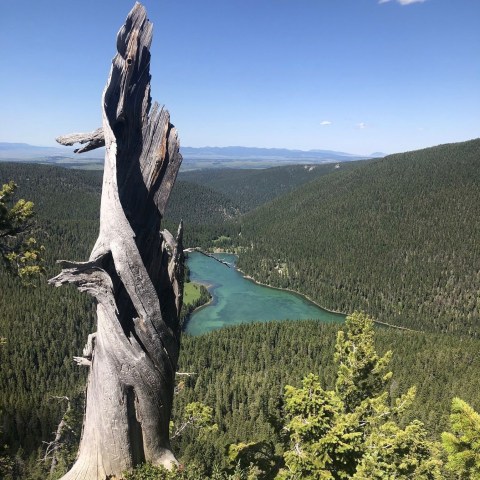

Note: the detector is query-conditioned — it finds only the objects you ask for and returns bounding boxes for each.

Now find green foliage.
[0,181,33,228]
[122,461,255,480]
[280,374,345,479]
[0,443,15,479]
[171,402,218,440]
[167,164,366,250]
[227,440,277,477]
[123,462,203,480]
[334,312,392,412]
[278,312,442,479]
[5,237,45,283]
[0,180,44,281]
[354,420,443,479]
[442,397,480,478]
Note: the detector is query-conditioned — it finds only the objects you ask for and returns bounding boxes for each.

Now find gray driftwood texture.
[50,3,184,478]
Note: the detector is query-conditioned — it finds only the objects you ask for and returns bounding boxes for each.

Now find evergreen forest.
[0,138,479,478]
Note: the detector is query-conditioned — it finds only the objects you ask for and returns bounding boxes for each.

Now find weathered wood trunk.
[50,4,184,478]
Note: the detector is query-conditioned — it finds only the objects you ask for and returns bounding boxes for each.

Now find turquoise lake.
[185,252,345,336]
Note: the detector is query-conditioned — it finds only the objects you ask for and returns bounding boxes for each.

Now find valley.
[1,137,479,478]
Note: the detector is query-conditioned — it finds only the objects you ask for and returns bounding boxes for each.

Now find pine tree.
[278,312,442,479]
[442,397,480,478]
[0,180,44,282]
[334,310,392,412]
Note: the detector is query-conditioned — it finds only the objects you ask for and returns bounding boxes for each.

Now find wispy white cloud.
[379,0,426,5]
[356,122,367,129]
[398,0,426,4]
[320,120,332,126]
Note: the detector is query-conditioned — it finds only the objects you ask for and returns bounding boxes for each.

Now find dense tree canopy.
[179,162,365,213]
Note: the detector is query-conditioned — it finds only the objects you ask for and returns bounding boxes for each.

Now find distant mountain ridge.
[0,142,105,169]
[0,142,81,157]
[181,145,369,161]
[0,142,374,170]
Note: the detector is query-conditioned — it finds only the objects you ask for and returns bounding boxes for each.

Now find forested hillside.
[179,162,365,212]
[0,162,242,250]
[0,164,99,457]
[164,180,242,248]
[167,181,240,224]
[236,139,480,336]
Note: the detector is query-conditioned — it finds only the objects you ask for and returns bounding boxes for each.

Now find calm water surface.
[185,252,344,336]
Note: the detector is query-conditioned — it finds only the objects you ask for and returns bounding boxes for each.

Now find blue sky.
[1,0,479,155]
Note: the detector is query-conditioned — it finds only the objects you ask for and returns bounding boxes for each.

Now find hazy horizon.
[1,0,479,156]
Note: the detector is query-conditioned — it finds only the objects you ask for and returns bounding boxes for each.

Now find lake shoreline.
[185,248,414,332]
[185,247,346,317]
[234,262,416,331]
[235,266,346,317]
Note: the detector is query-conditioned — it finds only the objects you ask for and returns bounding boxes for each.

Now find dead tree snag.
[50,3,184,478]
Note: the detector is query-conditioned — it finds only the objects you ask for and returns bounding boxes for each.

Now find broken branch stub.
[50,3,184,478]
